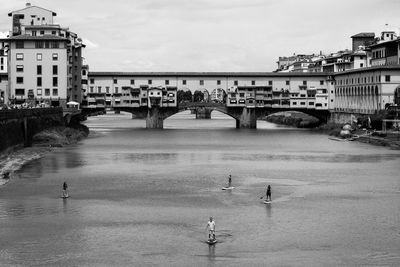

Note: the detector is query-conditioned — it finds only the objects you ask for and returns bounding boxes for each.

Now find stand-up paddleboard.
[206,238,217,245]
[61,194,69,199]
[222,186,235,190]
[263,200,271,204]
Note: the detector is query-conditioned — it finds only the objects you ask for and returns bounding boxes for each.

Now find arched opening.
[210,88,227,103]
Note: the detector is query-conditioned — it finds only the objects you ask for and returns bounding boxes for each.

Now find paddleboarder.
[62,181,68,198]
[206,217,216,240]
[228,174,232,187]
[266,185,271,202]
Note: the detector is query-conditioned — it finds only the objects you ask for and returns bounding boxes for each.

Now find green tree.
[177,90,193,103]
[193,90,204,102]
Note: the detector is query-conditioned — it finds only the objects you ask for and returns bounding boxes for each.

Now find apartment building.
[1,3,85,107]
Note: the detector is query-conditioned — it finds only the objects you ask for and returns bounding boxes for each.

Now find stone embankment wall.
[0,108,64,151]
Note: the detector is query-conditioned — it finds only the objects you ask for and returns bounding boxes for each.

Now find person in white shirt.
[206,217,216,240]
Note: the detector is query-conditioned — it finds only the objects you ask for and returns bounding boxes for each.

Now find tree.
[177,90,193,103]
[193,90,204,102]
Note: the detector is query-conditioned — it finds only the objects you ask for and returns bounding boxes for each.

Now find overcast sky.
[1,0,399,72]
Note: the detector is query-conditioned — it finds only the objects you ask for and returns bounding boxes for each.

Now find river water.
[1,111,399,266]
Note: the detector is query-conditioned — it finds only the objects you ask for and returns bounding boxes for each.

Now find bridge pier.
[146,107,164,129]
[237,107,256,128]
[195,107,212,119]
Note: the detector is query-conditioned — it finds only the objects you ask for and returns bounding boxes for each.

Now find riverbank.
[0,125,89,186]
[264,111,319,128]
[264,112,400,149]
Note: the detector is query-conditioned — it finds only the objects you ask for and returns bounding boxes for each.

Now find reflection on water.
[0,111,399,266]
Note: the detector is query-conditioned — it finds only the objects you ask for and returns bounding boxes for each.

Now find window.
[165,80,169,85]
[36,53,42,61]
[217,80,221,85]
[37,65,42,75]
[303,80,307,85]
[97,87,101,93]
[51,42,59,48]
[16,41,24,48]
[36,77,42,87]
[32,31,37,36]
[106,87,110,93]
[320,80,324,85]
[234,80,238,86]
[268,81,273,86]
[52,53,58,61]
[292,102,297,105]
[16,65,24,72]
[113,79,117,84]
[53,77,58,87]
[115,87,118,93]
[182,80,187,85]
[90,78,94,84]
[309,102,314,105]
[53,65,58,75]
[148,80,152,85]
[15,89,25,95]
[40,30,44,35]
[300,102,306,105]
[52,31,56,35]
[385,75,391,82]
[45,89,50,96]
[52,89,58,96]
[130,79,135,85]
[286,80,290,85]
[16,77,23,84]
[37,88,42,96]
[360,63,364,68]
[35,41,44,48]
[16,53,24,60]
[251,80,255,85]
[200,80,204,86]
[90,86,94,93]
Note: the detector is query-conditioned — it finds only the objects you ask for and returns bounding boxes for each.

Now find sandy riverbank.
[0,125,89,186]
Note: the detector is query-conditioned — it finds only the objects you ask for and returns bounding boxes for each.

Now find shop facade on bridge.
[86,72,334,112]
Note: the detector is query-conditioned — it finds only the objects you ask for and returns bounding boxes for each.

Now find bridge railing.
[0,107,63,121]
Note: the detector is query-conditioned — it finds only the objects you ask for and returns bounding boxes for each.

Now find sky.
[1,0,399,72]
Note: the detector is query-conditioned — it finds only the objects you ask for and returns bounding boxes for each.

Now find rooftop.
[333,65,400,76]
[89,71,331,78]
[8,4,56,17]
[0,34,68,41]
[351,32,375,38]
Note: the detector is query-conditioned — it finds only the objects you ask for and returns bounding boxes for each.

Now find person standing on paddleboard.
[206,217,216,240]
[228,175,232,187]
[62,181,68,197]
[266,185,271,201]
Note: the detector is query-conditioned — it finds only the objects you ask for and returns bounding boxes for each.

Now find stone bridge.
[113,103,330,129]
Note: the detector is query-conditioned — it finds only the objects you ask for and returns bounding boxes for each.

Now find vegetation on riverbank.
[0,124,89,185]
[264,111,320,128]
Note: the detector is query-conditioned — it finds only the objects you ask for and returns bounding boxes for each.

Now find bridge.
[111,102,330,129]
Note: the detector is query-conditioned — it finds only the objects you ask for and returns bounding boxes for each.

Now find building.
[369,37,400,66]
[334,65,400,113]
[350,32,375,51]
[1,3,85,107]
[87,72,335,111]
[0,73,8,106]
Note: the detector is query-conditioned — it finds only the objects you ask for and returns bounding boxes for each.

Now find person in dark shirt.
[62,181,68,197]
[266,185,271,201]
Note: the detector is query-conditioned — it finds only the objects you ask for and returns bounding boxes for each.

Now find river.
[1,111,399,266]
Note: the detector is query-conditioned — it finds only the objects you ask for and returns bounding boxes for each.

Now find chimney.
[26,3,31,7]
